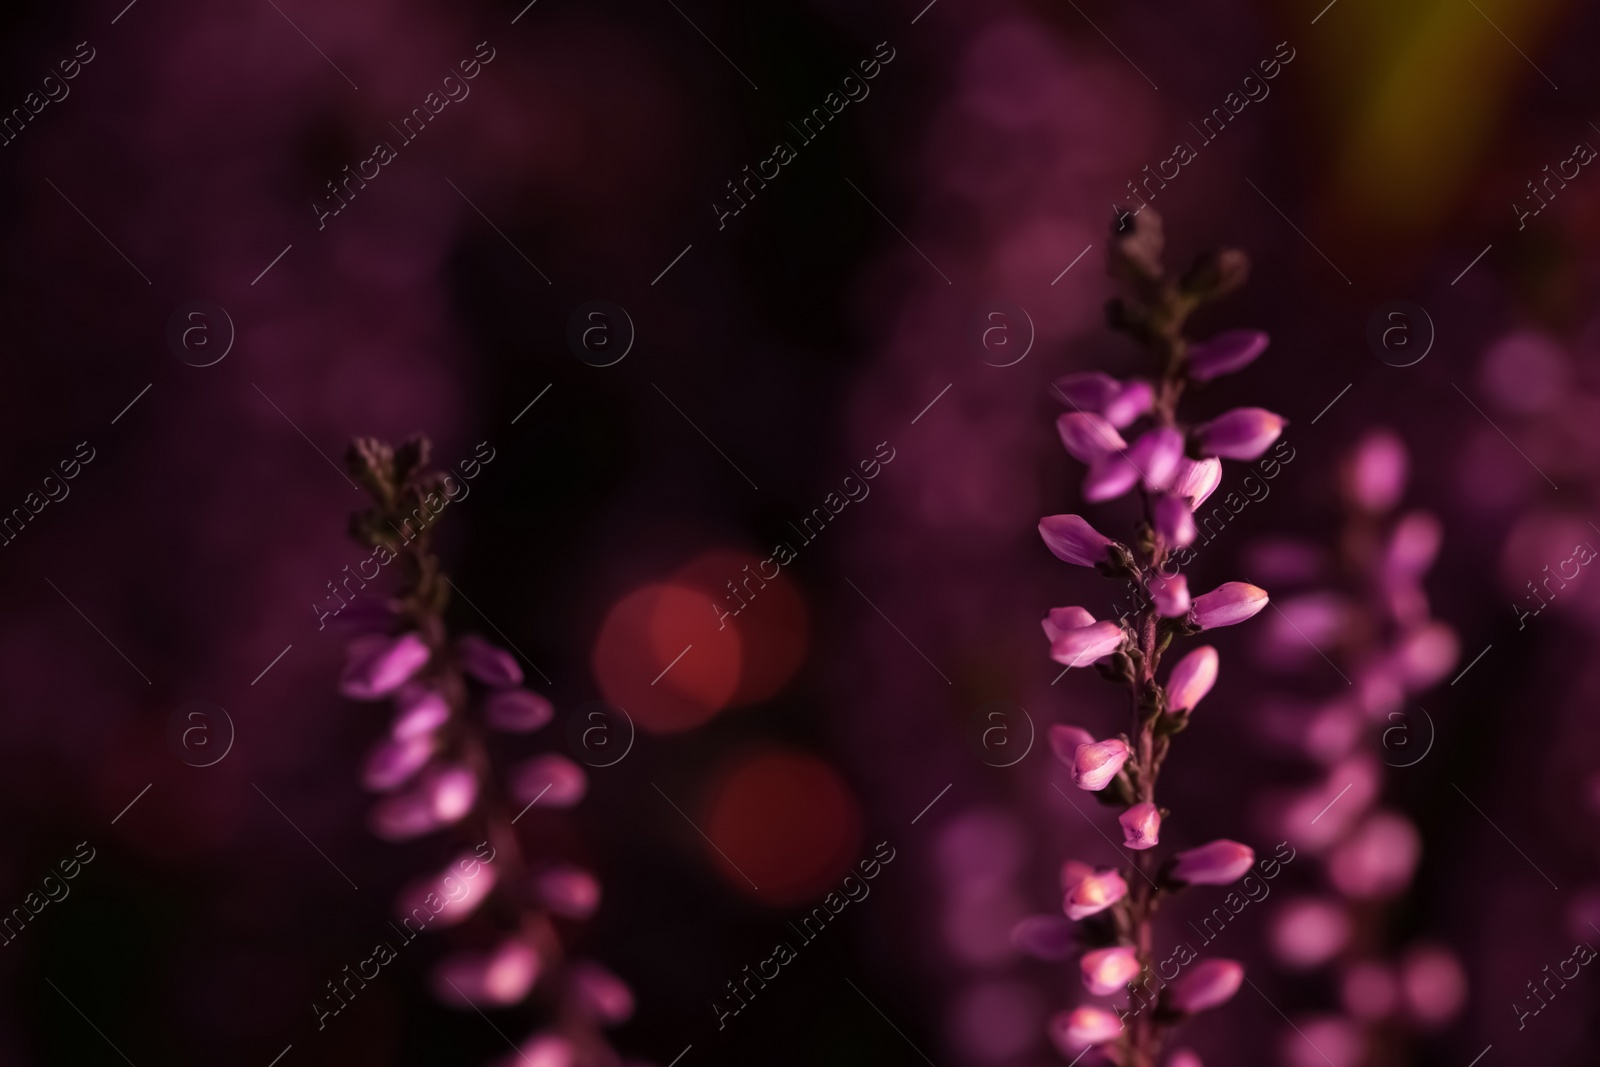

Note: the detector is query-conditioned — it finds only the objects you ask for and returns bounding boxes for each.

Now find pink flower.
[510,754,588,808]
[535,865,601,919]
[569,962,635,1024]
[1150,573,1190,617]
[1049,1006,1124,1051]
[1328,813,1420,900]
[1050,617,1126,669]
[1073,739,1130,791]
[1119,802,1161,849]
[1168,959,1244,1012]
[362,733,433,792]
[1171,456,1222,507]
[433,939,541,1008]
[497,1034,575,1067]
[1039,514,1115,567]
[1154,493,1197,547]
[1054,373,1154,428]
[1168,840,1255,885]
[426,765,479,823]
[458,634,523,688]
[1188,329,1269,382]
[1056,412,1127,463]
[1270,897,1351,969]
[1081,945,1142,995]
[1169,1050,1205,1067]
[1129,426,1185,490]
[1063,868,1129,920]
[392,686,450,740]
[1195,408,1286,460]
[1048,724,1096,767]
[340,632,431,700]
[369,790,440,840]
[1166,646,1219,713]
[1191,582,1269,629]
[484,689,555,732]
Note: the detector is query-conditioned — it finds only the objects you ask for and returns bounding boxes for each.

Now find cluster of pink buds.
[1025,210,1282,1067]
[1251,429,1466,1064]
[337,436,632,1067]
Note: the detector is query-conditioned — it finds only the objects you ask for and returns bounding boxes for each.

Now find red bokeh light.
[701,748,861,906]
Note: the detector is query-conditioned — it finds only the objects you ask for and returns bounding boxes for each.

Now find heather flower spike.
[1036,209,1273,1065]
[337,435,630,1064]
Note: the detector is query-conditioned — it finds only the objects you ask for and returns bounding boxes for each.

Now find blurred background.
[1,0,1599,1063]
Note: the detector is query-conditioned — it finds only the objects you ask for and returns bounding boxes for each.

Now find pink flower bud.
[1383,512,1441,583]
[1049,1006,1124,1051]
[458,634,523,688]
[1083,452,1141,502]
[1119,802,1161,850]
[1168,959,1244,1012]
[1154,493,1197,547]
[1188,329,1269,382]
[1043,606,1096,642]
[569,961,635,1024]
[1056,412,1127,463]
[1011,914,1077,960]
[1149,573,1191,617]
[1169,1049,1205,1067]
[1055,374,1155,428]
[501,1034,575,1067]
[392,687,450,740]
[426,765,479,823]
[362,733,433,792]
[510,754,588,808]
[340,632,431,700]
[1195,408,1286,461]
[1039,514,1115,567]
[1081,945,1141,995]
[1049,724,1095,768]
[1073,739,1130,791]
[1051,620,1125,669]
[1191,582,1269,629]
[1393,622,1457,692]
[485,689,555,732]
[1169,840,1254,885]
[1130,427,1184,490]
[1342,429,1407,512]
[1063,868,1129,920]
[396,852,498,928]
[535,865,601,919]
[1166,646,1218,713]
[1171,456,1223,507]
[1105,380,1156,427]
[433,939,540,1008]
[1399,944,1467,1028]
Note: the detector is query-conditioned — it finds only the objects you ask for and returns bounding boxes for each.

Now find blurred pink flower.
[340,632,431,699]
[484,688,555,732]
[1049,724,1096,767]
[1081,945,1141,995]
[1049,1006,1124,1050]
[535,866,601,920]
[1063,868,1128,920]
[510,754,588,808]
[1168,840,1254,885]
[1188,329,1269,382]
[1168,959,1243,1012]
[433,939,540,1008]
[458,634,523,688]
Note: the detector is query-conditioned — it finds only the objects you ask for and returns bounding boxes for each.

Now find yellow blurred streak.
[1321,0,1567,240]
